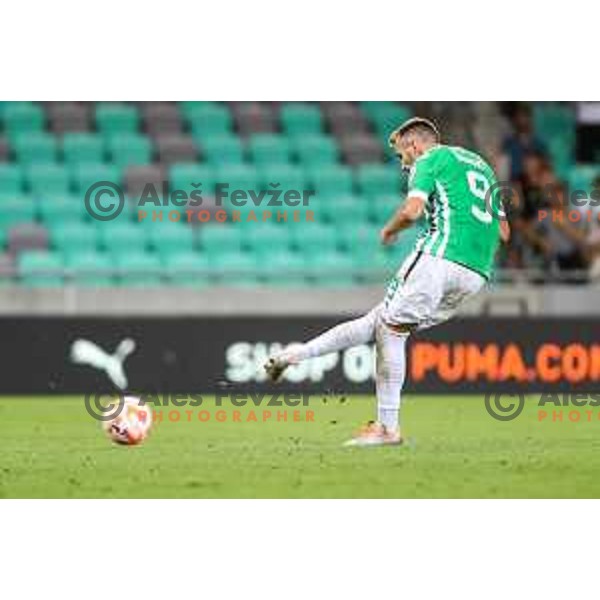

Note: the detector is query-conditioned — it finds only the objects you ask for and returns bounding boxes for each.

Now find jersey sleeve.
[408,153,437,201]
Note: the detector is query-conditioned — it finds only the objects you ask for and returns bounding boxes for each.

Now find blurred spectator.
[537,177,600,282]
[537,181,588,279]
[502,152,555,269]
[510,178,598,282]
[519,151,553,220]
[576,176,600,280]
[502,104,547,180]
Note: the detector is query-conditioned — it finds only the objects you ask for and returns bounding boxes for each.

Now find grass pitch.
[0,394,599,498]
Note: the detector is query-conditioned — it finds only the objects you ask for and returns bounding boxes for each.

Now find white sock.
[284,306,380,363]
[375,321,408,432]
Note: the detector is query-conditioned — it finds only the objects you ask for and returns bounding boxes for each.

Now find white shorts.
[380,251,486,330]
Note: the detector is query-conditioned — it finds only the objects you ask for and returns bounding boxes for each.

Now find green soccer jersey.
[407,144,502,279]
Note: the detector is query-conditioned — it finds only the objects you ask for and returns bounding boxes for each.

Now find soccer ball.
[102,396,152,446]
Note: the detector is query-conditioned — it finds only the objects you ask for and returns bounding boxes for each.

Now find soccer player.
[265,117,510,446]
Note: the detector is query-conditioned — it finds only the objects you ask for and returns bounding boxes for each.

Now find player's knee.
[385,321,415,335]
[377,313,415,335]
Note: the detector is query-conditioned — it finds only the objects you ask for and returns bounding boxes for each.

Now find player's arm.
[381,156,434,246]
[380,195,425,245]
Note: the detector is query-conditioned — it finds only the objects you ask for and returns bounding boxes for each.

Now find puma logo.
[70,338,136,390]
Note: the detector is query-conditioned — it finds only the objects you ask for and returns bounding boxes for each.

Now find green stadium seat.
[72,163,121,193]
[186,104,233,136]
[280,104,323,136]
[214,164,260,203]
[290,223,338,253]
[107,134,153,168]
[62,134,105,166]
[244,224,292,252]
[200,224,244,253]
[396,226,423,257]
[97,221,147,253]
[307,250,355,287]
[38,195,86,225]
[261,250,307,285]
[137,215,172,232]
[170,163,215,195]
[119,199,145,224]
[27,164,70,195]
[292,135,339,166]
[178,101,205,115]
[211,250,259,286]
[147,223,195,257]
[65,252,115,286]
[533,103,575,138]
[546,138,574,179]
[0,101,35,114]
[320,195,371,225]
[259,164,307,195]
[2,103,45,138]
[359,101,390,117]
[360,102,411,135]
[350,245,401,284]
[342,223,419,278]
[0,197,36,227]
[13,134,58,165]
[115,251,162,286]
[337,223,375,253]
[200,135,245,166]
[307,165,353,198]
[18,251,63,287]
[356,165,401,198]
[96,103,140,135]
[569,165,599,194]
[163,251,212,287]
[353,221,418,257]
[368,194,402,221]
[247,135,292,166]
[52,223,99,255]
[179,101,220,119]
[227,203,270,224]
[0,164,25,195]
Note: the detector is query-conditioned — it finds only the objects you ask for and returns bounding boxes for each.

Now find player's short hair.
[389,117,441,147]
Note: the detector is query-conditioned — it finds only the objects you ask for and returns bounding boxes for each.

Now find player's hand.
[380,226,397,246]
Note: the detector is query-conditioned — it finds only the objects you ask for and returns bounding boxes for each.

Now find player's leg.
[374,320,410,434]
[343,321,412,446]
[349,255,486,446]
[264,303,382,382]
[345,253,446,446]
[265,249,428,382]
